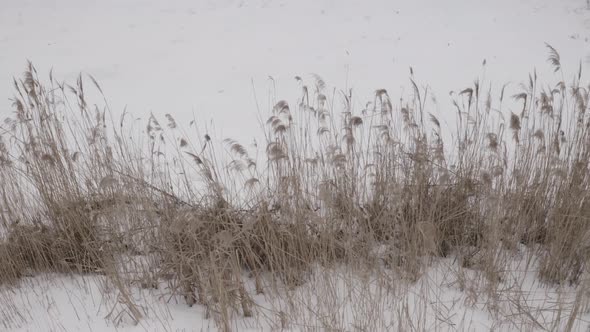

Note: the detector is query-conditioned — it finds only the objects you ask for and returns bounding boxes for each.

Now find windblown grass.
[0,45,589,331]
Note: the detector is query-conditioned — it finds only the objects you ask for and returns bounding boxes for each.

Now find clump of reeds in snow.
[0,44,589,331]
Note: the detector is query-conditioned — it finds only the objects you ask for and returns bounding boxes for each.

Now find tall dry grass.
[0,45,589,331]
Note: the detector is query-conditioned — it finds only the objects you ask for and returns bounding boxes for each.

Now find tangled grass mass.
[0,46,590,331]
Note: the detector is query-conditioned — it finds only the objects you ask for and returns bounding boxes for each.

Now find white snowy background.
[1,0,589,141]
[1,0,590,331]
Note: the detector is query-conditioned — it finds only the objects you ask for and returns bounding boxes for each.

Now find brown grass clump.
[0,45,589,330]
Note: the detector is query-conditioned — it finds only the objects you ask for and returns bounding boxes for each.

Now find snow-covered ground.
[2,0,590,331]
[1,253,588,331]
[1,0,589,142]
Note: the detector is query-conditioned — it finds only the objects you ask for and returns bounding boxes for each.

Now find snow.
[1,0,589,143]
[1,0,590,331]
[2,253,589,331]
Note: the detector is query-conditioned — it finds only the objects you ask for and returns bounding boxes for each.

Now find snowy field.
[1,0,590,331]
[1,0,589,141]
